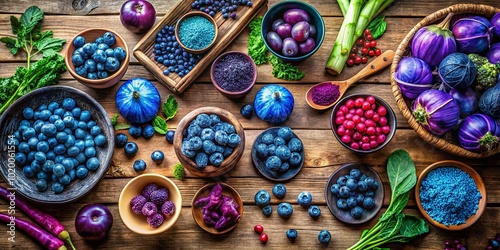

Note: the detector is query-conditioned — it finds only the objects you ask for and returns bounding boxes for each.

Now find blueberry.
[72,54,84,66]
[272,183,286,199]
[95,36,104,44]
[73,36,85,48]
[200,128,215,141]
[202,140,216,155]
[142,124,155,139]
[187,124,201,137]
[105,57,120,72]
[84,59,97,73]
[279,162,290,172]
[115,133,128,148]
[82,42,97,55]
[129,125,142,138]
[53,164,66,177]
[133,159,147,173]
[181,141,196,158]
[287,138,302,152]
[337,176,348,186]
[355,193,365,205]
[347,196,358,208]
[308,205,321,219]
[23,107,34,119]
[346,178,358,191]
[339,186,351,198]
[265,155,281,171]
[151,150,165,164]
[104,48,115,58]
[240,104,253,119]
[357,180,368,191]
[227,133,241,148]
[187,136,203,151]
[22,127,36,140]
[52,182,64,194]
[59,174,71,185]
[318,230,331,245]
[61,158,75,172]
[124,142,139,157]
[261,133,274,144]
[364,190,374,197]
[15,153,27,165]
[80,110,91,122]
[86,157,100,171]
[274,136,286,146]
[330,183,341,196]
[350,168,362,180]
[76,166,88,179]
[262,205,273,217]
[102,32,116,46]
[371,180,379,190]
[286,229,298,240]
[36,141,50,153]
[363,197,375,210]
[277,126,293,141]
[275,145,291,161]
[42,160,55,173]
[255,143,268,158]
[94,134,106,147]
[92,49,107,63]
[277,202,293,218]
[113,47,127,60]
[214,130,228,146]
[97,62,106,71]
[288,152,302,167]
[351,206,363,219]
[254,190,271,208]
[165,130,175,144]
[194,152,208,168]
[209,152,223,166]
[297,191,312,207]
[97,43,109,50]
[365,177,376,189]
[85,147,96,158]
[67,146,80,157]
[75,47,88,59]
[223,146,233,157]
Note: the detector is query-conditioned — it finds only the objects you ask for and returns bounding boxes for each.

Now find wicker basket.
[391,4,500,158]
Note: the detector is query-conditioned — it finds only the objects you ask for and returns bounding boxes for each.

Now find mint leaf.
[9,16,20,35]
[367,16,387,40]
[19,6,43,37]
[35,35,65,57]
[153,116,168,135]
[115,123,131,130]
[110,114,119,126]
[162,94,178,121]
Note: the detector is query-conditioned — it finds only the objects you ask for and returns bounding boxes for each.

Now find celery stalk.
[355,0,394,37]
[337,0,350,16]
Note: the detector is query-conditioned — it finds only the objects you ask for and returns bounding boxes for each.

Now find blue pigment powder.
[178,16,215,50]
[419,166,481,226]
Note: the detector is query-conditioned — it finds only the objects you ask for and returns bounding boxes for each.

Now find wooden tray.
[133,0,267,94]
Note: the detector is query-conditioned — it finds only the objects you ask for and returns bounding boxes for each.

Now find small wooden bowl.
[191,182,243,234]
[0,86,114,204]
[251,127,304,182]
[118,174,182,235]
[415,160,487,231]
[324,163,384,225]
[173,107,245,177]
[210,51,257,99]
[174,11,218,54]
[65,28,130,89]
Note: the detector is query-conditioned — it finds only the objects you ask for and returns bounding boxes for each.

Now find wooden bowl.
[191,182,243,234]
[65,28,130,89]
[175,11,218,54]
[0,86,114,204]
[324,163,384,225]
[415,160,487,231]
[173,107,245,177]
[210,51,257,99]
[118,173,182,235]
[251,127,304,182]
[390,4,500,158]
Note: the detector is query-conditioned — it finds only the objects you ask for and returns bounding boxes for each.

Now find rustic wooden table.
[1,0,499,249]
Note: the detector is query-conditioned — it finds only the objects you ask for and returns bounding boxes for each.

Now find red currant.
[364,41,371,48]
[254,225,264,234]
[365,34,373,41]
[368,50,375,57]
[351,46,358,53]
[375,49,382,56]
[347,59,355,66]
[363,29,371,36]
[356,38,364,46]
[349,53,357,59]
[366,96,376,104]
[350,142,360,150]
[361,57,368,64]
[346,99,355,109]
[370,40,377,48]
[356,123,366,133]
[361,47,369,55]
[354,97,365,107]
[354,56,362,65]
[341,134,352,143]
[362,101,371,111]
[260,233,268,244]
[377,106,387,116]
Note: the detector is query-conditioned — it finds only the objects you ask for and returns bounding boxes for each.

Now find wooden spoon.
[305,50,395,111]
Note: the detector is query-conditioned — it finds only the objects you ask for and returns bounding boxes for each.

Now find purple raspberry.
[150,188,169,206]
[130,195,147,215]
[141,183,158,200]
[147,213,165,228]
[141,201,158,217]
[161,201,175,217]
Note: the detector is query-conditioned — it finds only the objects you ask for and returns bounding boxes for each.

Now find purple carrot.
[0,213,66,250]
[0,186,75,249]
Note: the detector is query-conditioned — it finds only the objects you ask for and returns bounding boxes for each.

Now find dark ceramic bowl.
[324,163,384,224]
[210,51,257,99]
[261,1,325,63]
[330,94,397,154]
[0,86,114,204]
[251,127,304,182]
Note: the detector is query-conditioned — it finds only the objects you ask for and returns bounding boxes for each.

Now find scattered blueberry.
[254,190,271,208]
[286,229,298,241]
[297,191,312,207]
[308,205,321,219]
[128,125,142,139]
[151,150,165,164]
[262,205,273,217]
[124,142,139,157]
[277,202,293,218]
[165,130,175,144]
[240,104,253,119]
[272,183,286,199]
[142,124,155,139]
[115,133,128,148]
[318,230,331,245]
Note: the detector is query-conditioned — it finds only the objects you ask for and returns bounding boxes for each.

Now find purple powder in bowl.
[311,83,340,106]
[213,53,254,92]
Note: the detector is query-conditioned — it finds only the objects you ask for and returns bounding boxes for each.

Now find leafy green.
[0,6,66,114]
[269,54,305,81]
[347,149,428,250]
[153,116,167,135]
[114,123,131,130]
[173,163,185,180]
[110,114,119,126]
[162,94,178,121]
[367,16,387,40]
[247,16,268,65]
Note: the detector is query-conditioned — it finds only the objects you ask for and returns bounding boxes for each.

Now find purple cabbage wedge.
[458,114,500,152]
[452,15,493,54]
[394,57,434,100]
[492,12,500,38]
[411,13,456,67]
[413,89,460,136]
[486,42,500,64]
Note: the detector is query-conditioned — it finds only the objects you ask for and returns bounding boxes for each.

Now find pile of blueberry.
[191,0,253,19]
[13,98,106,194]
[255,126,303,174]
[154,25,202,78]
[71,32,127,80]
[330,168,379,219]
[181,113,241,168]
[130,183,176,228]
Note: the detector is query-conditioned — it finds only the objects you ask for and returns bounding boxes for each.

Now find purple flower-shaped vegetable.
[161,201,176,217]
[147,213,165,228]
[141,183,158,200]
[394,57,434,100]
[130,195,147,215]
[150,188,169,206]
[413,89,460,136]
[141,202,158,217]
[458,114,500,152]
[452,15,493,54]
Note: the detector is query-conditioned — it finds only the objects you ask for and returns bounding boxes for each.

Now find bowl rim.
[64,28,130,85]
[191,182,243,234]
[330,94,397,154]
[0,85,115,204]
[118,173,183,235]
[175,11,219,54]
[210,51,257,97]
[415,160,487,231]
[261,0,326,61]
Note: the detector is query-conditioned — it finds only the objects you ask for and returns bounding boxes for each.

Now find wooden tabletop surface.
[1,0,500,249]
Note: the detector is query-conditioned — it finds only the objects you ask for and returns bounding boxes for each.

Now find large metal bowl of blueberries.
[0,86,114,204]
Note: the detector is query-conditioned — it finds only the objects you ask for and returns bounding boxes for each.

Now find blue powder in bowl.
[178,16,215,50]
[419,166,482,226]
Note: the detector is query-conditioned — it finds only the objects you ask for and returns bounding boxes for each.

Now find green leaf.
[387,149,416,201]
[19,6,43,36]
[114,123,131,130]
[367,16,387,40]
[248,16,268,65]
[153,116,168,135]
[0,37,17,49]
[10,15,20,35]
[380,192,410,221]
[35,36,66,56]
[162,94,178,121]
[110,114,119,126]
[398,214,429,238]
[269,54,305,81]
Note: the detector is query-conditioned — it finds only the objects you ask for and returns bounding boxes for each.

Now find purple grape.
[272,18,285,31]
[266,31,283,52]
[309,24,317,37]
[283,8,310,25]
[276,23,292,39]
[291,21,310,42]
[282,37,298,57]
[299,37,316,55]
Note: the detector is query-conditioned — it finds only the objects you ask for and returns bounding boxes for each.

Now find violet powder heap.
[311,84,340,106]
[213,53,254,92]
